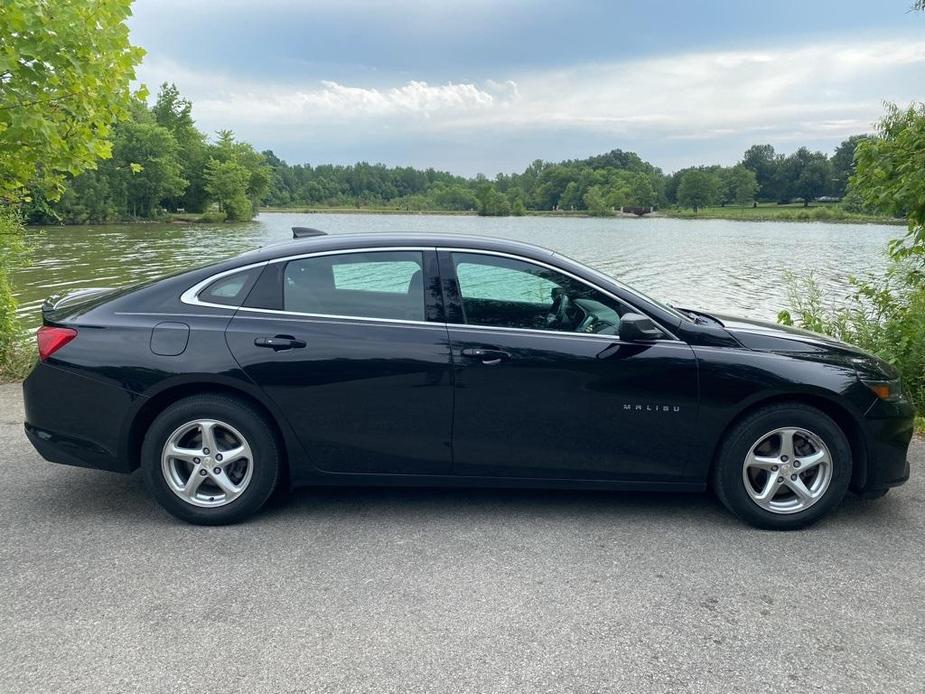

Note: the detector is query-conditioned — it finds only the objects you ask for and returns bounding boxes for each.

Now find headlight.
[862,379,903,402]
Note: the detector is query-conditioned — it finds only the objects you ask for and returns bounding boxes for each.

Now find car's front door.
[440,250,700,482]
[225,248,454,476]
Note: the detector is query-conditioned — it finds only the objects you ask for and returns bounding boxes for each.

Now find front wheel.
[712,403,852,530]
[141,394,280,525]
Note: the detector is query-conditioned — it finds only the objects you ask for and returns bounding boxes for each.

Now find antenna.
[292,227,327,239]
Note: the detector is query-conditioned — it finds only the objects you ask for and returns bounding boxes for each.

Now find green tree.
[853,102,925,264]
[583,185,612,216]
[204,159,250,220]
[476,185,511,216]
[721,165,759,206]
[830,135,870,198]
[794,158,832,206]
[560,181,582,210]
[741,144,779,201]
[429,183,477,211]
[628,173,658,208]
[0,0,145,201]
[152,83,210,212]
[677,169,721,211]
[209,130,271,217]
[114,120,187,218]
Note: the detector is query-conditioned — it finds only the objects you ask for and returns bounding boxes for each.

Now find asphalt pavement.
[0,383,922,693]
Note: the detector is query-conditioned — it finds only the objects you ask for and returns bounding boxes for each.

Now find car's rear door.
[440,248,700,482]
[225,247,454,475]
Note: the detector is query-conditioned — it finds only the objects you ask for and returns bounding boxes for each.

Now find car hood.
[715,313,898,380]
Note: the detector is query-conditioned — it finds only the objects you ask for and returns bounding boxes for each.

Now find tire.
[141,394,280,525]
[712,403,852,530]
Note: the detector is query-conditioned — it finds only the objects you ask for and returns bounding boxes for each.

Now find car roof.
[240,232,556,263]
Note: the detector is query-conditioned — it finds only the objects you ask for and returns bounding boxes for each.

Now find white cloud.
[136,34,925,164]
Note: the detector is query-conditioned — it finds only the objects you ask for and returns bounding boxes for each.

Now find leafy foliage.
[20,78,889,220]
[262,149,666,214]
[28,85,270,223]
[852,102,925,266]
[736,141,857,204]
[779,102,925,424]
[0,0,144,201]
[676,169,721,211]
[778,271,925,419]
[0,207,32,380]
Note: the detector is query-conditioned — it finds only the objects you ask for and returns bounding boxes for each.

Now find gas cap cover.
[150,322,190,356]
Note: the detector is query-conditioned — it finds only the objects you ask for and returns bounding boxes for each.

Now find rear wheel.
[712,403,851,530]
[141,395,280,525]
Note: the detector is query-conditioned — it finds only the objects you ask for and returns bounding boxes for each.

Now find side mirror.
[618,313,662,342]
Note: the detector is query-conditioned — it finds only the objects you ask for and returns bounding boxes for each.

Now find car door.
[439,249,700,482]
[225,248,454,476]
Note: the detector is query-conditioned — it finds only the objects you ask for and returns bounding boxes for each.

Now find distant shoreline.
[258,206,905,225]
[26,207,906,228]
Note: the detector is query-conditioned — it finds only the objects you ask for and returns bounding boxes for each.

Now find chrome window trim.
[234,306,436,327]
[180,245,680,342]
[229,310,447,331]
[180,260,270,310]
[447,323,680,345]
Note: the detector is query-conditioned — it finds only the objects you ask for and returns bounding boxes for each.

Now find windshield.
[551,252,689,322]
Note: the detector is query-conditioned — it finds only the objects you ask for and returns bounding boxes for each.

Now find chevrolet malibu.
[23,230,914,528]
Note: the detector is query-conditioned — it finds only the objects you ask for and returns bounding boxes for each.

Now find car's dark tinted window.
[284,251,426,321]
[199,268,260,306]
[451,252,628,334]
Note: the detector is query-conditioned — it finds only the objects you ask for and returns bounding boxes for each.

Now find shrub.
[779,270,925,419]
[196,210,227,223]
[0,207,35,381]
[223,194,253,222]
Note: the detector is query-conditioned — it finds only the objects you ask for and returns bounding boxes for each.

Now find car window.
[284,251,425,321]
[332,260,421,293]
[457,260,559,304]
[199,267,260,306]
[451,252,628,334]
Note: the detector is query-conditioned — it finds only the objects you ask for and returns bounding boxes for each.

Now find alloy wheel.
[742,427,833,515]
[161,419,254,508]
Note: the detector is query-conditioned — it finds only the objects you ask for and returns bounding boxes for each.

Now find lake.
[14,212,898,326]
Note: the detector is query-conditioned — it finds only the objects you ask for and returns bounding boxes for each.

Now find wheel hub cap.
[161,419,254,508]
[742,427,833,515]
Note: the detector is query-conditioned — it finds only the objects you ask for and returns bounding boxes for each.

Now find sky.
[129,0,925,176]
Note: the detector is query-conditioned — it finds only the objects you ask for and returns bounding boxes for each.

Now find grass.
[0,339,35,383]
[663,202,904,224]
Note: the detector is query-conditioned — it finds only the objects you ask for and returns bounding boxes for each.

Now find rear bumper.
[22,363,140,474]
[859,398,915,493]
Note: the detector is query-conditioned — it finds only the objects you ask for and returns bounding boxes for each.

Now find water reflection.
[14,213,895,327]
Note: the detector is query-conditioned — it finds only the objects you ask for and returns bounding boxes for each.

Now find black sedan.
[23,229,914,528]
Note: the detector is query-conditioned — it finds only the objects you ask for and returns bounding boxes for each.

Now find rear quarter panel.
[30,269,310,475]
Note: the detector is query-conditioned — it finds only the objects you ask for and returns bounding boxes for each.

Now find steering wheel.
[546,290,572,329]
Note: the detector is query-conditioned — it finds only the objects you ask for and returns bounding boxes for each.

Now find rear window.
[283,251,425,321]
[199,268,260,306]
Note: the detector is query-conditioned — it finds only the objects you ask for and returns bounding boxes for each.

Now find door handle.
[254,335,306,351]
[461,347,511,365]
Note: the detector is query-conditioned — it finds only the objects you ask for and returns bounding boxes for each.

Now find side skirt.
[291,472,706,494]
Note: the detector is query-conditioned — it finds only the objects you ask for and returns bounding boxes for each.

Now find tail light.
[36,326,78,361]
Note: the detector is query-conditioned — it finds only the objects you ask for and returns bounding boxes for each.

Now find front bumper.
[859,397,915,493]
